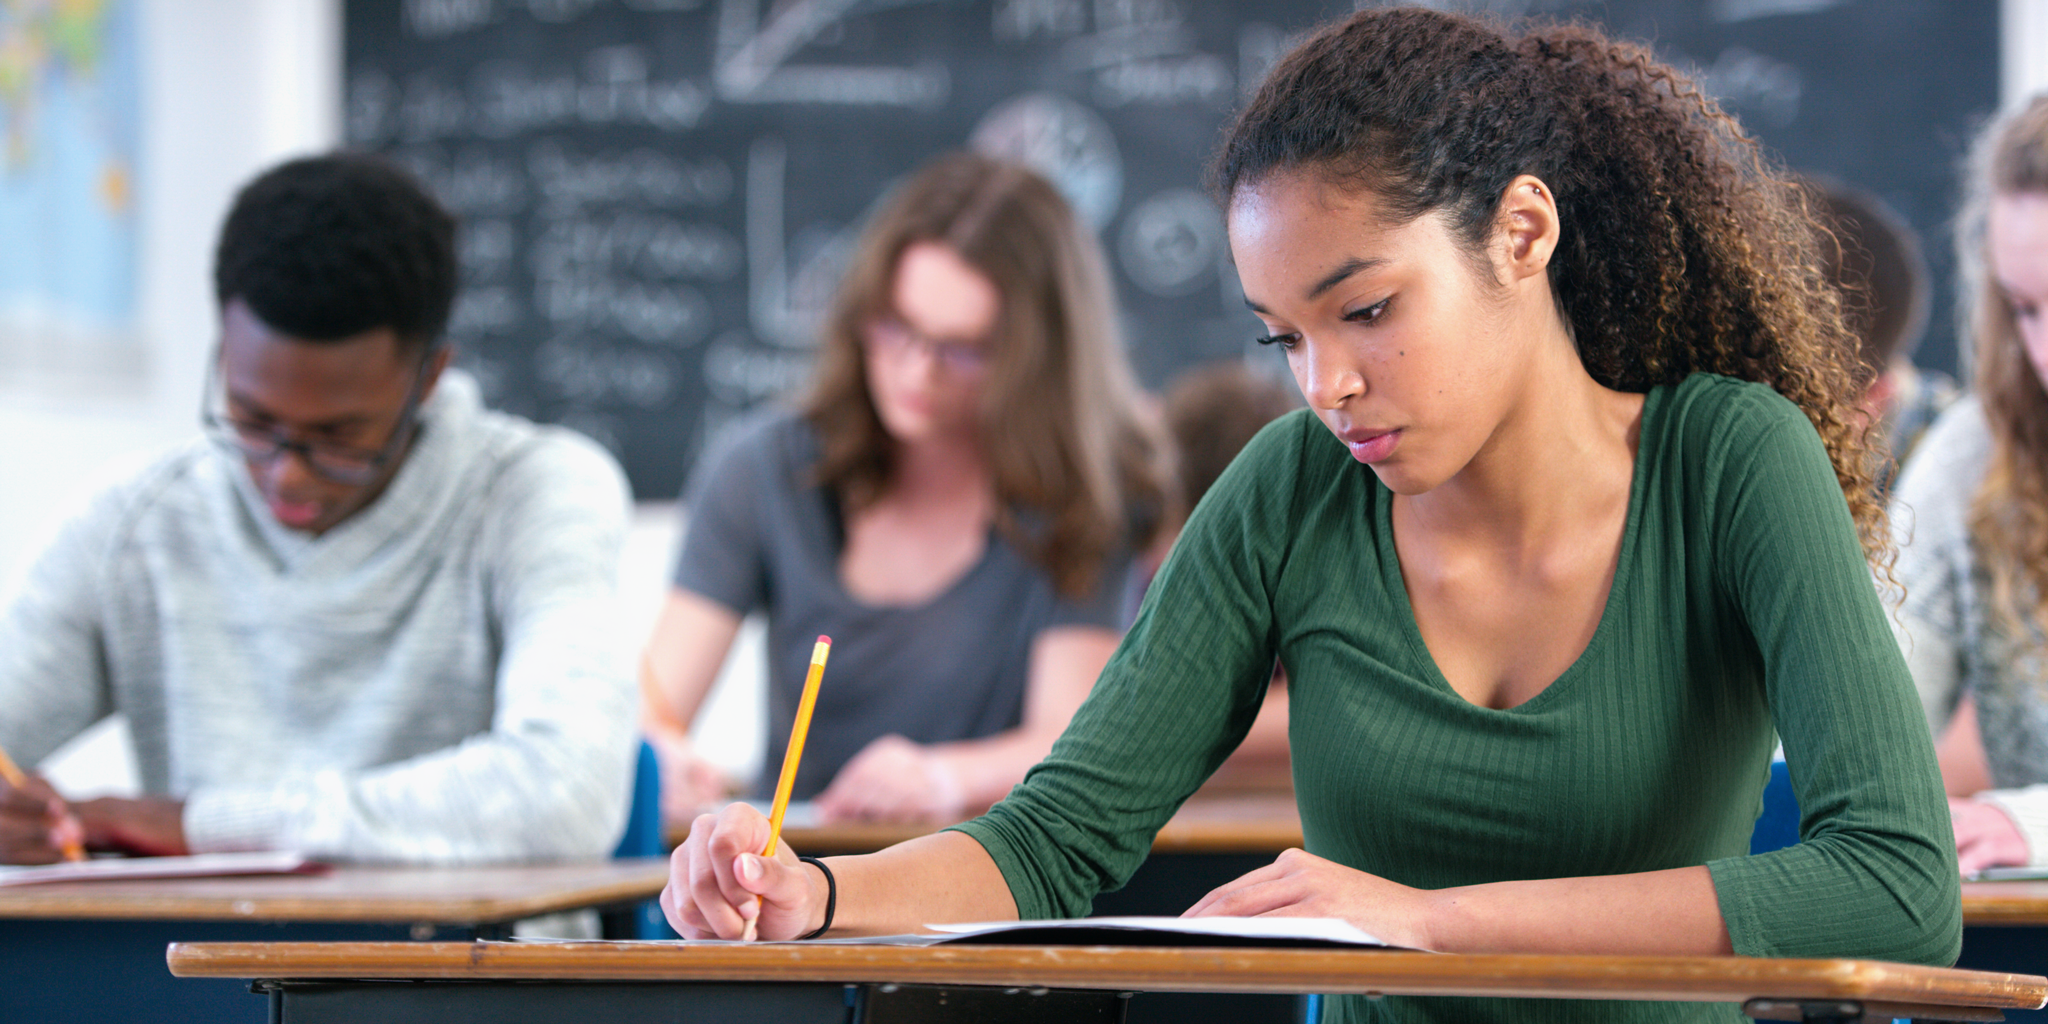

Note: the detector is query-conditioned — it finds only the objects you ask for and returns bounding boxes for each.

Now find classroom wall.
[11,0,2048,791]
[1,0,341,592]
[2010,0,2048,105]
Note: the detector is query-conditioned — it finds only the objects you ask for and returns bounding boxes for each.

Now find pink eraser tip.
[818,635,831,644]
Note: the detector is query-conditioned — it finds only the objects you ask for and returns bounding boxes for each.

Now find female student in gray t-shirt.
[641,152,1170,826]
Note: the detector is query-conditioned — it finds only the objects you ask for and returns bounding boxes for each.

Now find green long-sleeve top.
[953,374,1961,1024]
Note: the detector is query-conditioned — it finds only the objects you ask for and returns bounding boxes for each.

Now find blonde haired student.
[642,151,1169,826]
[1893,94,2048,875]
[665,10,1959,1023]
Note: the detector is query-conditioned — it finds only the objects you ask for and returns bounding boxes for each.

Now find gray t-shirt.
[673,410,1132,799]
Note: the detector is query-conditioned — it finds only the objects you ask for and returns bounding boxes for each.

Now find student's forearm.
[820,830,1019,936]
[641,591,744,731]
[929,729,1062,809]
[1421,865,1729,954]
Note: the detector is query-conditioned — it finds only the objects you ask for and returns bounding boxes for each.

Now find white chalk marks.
[1118,188,1224,297]
[714,0,950,107]
[972,93,1124,230]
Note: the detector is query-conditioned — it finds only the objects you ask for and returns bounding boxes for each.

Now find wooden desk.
[1963,881,2048,927]
[0,858,670,925]
[167,940,2048,1023]
[751,791,1305,857]
[0,859,670,1024]
[1956,882,2048,1022]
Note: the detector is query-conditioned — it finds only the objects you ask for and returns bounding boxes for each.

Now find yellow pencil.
[0,741,85,862]
[763,635,831,859]
[742,635,830,941]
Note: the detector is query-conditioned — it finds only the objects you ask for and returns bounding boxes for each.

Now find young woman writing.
[641,152,1169,825]
[663,11,1960,1022]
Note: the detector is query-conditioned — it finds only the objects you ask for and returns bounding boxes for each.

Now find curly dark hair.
[213,152,458,355]
[1210,7,1885,564]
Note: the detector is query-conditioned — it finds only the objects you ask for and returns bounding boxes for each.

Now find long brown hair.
[1965,95,2048,633]
[1211,8,1887,565]
[803,151,1170,599]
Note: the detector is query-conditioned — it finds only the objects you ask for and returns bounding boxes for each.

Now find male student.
[0,153,637,864]
[1808,177,1957,474]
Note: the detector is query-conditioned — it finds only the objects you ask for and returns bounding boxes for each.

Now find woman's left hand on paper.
[815,734,965,824]
[1182,847,1435,951]
[1952,797,2030,875]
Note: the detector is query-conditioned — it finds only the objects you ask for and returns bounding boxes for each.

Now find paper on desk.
[0,850,321,887]
[580,916,1398,948]
[926,916,1399,948]
[1970,866,2048,881]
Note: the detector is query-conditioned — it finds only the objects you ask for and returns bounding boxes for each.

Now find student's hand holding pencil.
[0,770,86,865]
[661,802,827,940]
[664,635,834,940]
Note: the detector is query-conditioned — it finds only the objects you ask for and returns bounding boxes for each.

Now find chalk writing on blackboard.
[347,0,1996,500]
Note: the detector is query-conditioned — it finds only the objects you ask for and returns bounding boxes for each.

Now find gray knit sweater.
[1890,395,2048,863]
[0,372,638,863]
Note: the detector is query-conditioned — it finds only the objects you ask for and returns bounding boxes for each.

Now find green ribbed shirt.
[953,374,1960,1023]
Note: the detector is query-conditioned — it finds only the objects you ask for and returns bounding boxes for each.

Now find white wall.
[2,0,341,591]
[2010,0,2048,107]
[11,0,344,788]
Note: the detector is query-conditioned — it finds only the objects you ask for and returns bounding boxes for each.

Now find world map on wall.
[0,0,139,347]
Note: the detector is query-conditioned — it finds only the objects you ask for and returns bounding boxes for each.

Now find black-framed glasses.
[862,314,991,378]
[200,345,437,487]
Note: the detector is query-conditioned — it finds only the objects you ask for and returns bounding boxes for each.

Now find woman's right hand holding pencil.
[661,802,827,940]
[0,773,86,865]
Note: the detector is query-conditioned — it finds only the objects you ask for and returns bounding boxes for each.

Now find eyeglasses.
[199,346,436,487]
[862,315,990,378]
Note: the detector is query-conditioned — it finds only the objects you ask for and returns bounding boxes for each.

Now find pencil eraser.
[818,634,831,645]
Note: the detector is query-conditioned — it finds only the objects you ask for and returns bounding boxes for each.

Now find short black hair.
[213,152,457,355]
[1807,177,1931,375]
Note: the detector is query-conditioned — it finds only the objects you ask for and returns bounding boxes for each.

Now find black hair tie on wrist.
[797,856,836,940]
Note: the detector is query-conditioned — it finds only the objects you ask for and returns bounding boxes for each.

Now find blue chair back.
[614,739,679,938]
[1749,758,1801,855]
[613,739,664,859]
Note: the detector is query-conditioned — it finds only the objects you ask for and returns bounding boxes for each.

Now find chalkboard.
[345,0,1998,499]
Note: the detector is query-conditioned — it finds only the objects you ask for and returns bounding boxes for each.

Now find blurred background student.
[0,154,637,865]
[1890,94,2048,875]
[1807,177,1956,479]
[641,151,1170,826]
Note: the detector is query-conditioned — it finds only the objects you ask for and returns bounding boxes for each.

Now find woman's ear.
[1494,174,1561,283]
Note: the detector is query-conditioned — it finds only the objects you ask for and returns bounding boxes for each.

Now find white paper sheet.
[928,916,1396,947]
[0,850,319,887]
[1969,866,2048,882]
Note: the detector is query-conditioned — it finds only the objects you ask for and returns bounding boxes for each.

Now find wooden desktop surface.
[1962,880,2048,927]
[0,858,670,924]
[700,790,1306,857]
[166,940,2048,1016]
